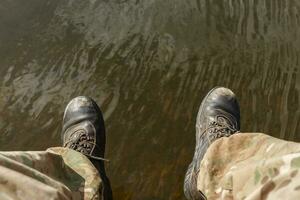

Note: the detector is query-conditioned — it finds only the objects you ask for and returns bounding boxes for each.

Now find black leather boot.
[184,87,240,200]
[62,96,113,200]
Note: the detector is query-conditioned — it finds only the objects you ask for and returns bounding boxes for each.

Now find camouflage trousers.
[0,133,300,200]
[199,133,300,200]
[0,147,102,200]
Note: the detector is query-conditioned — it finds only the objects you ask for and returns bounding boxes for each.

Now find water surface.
[1,0,300,199]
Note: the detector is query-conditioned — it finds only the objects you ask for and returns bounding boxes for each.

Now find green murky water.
[1,0,300,199]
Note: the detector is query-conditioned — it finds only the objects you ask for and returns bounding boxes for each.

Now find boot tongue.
[63,121,110,162]
[63,121,96,154]
[206,115,239,143]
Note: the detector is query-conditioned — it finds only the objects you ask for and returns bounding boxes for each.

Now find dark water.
[1,0,300,199]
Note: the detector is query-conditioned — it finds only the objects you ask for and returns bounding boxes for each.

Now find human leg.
[184,87,300,200]
[0,96,112,200]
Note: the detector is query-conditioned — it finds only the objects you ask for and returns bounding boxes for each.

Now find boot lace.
[63,129,109,162]
[205,115,239,143]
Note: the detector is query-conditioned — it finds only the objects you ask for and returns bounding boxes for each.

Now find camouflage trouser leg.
[198,133,300,200]
[0,147,102,200]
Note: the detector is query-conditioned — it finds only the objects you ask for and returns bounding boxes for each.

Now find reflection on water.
[1,0,300,199]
